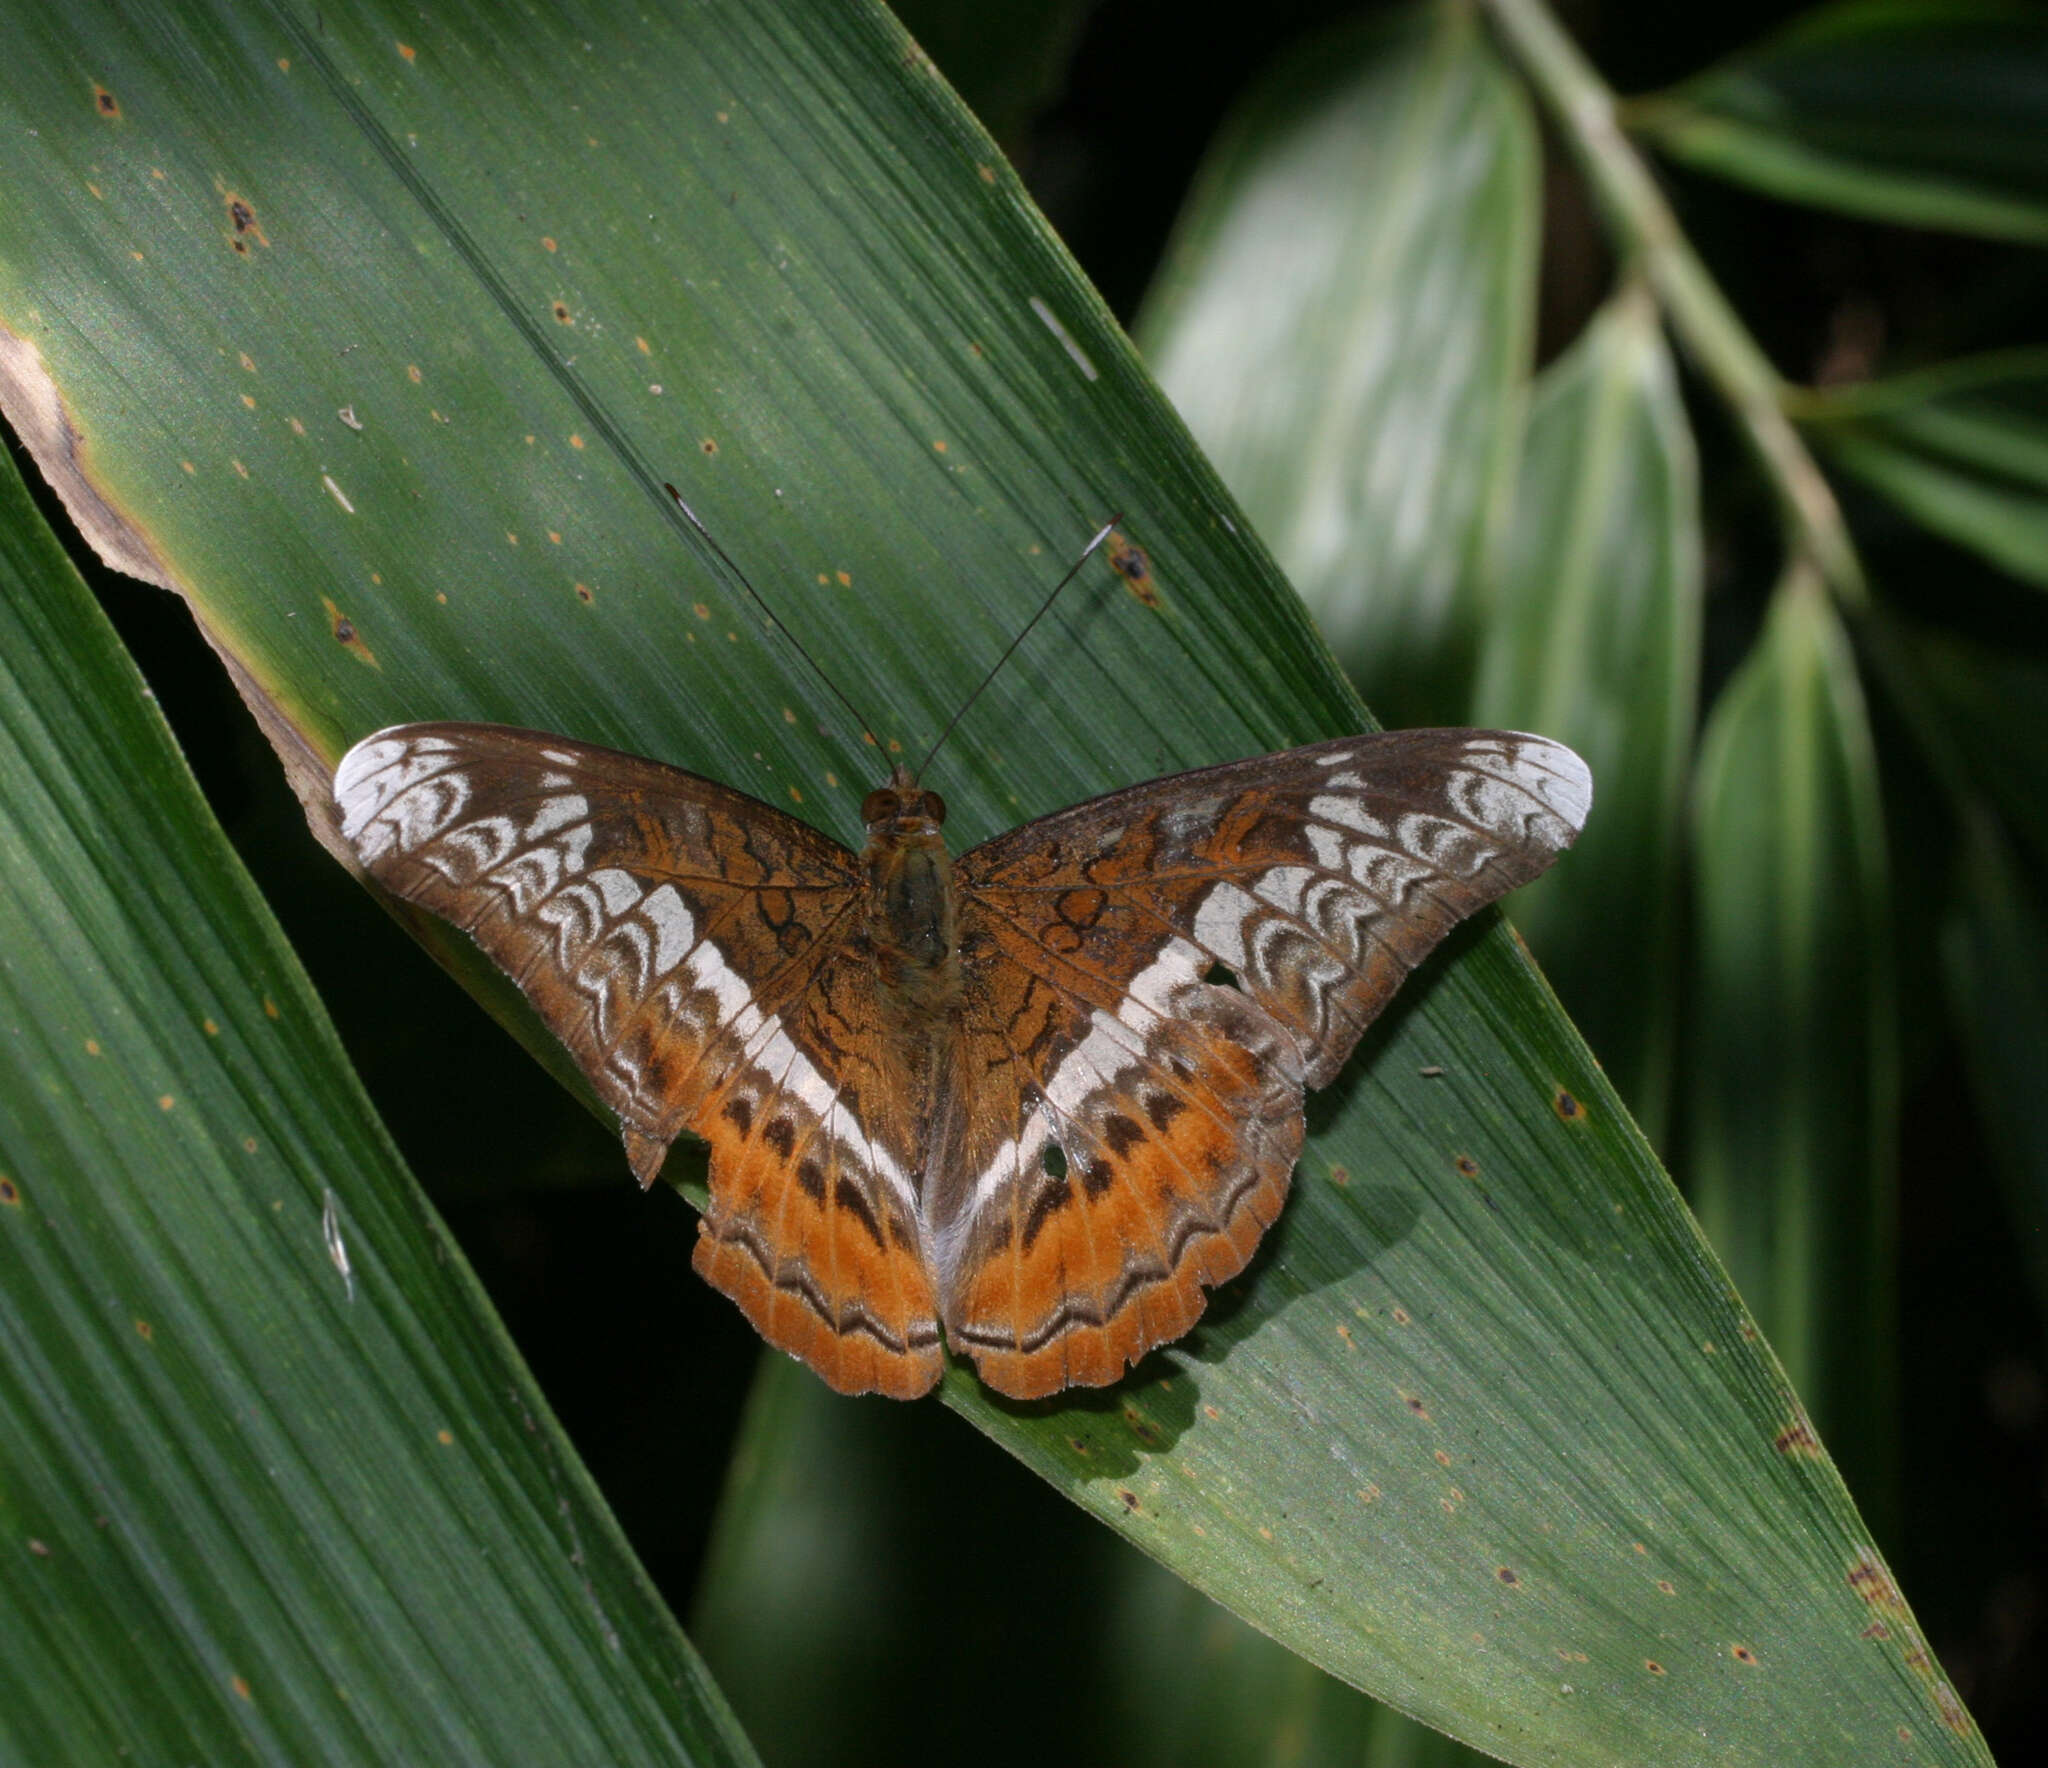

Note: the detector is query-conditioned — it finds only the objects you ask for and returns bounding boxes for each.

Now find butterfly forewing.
[932,730,1590,1395]
[333,723,945,1398]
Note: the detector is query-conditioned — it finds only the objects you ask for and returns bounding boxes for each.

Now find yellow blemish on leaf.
[541,236,557,253]
[569,433,585,449]
[978,164,995,184]
[437,1428,454,1446]
[823,772,838,788]
[202,1018,219,1036]
[84,1038,101,1056]
[180,461,196,475]
[692,602,710,621]
[636,336,652,355]
[548,530,561,545]
[788,786,803,804]
[397,41,416,62]
[136,1319,153,1339]
[505,531,518,546]
[836,570,852,587]
[277,57,290,72]
[239,352,256,373]
[231,459,248,479]
[932,439,948,453]
[241,394,256,410]
[231,1674,252,1700]
[242,1137,258,1154]
[407,363,422,383]
[782,707,797,723]
[288,416,305,436]
[157,1094,175,1111]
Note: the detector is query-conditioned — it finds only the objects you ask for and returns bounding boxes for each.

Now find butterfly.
[333,715,1589,1400]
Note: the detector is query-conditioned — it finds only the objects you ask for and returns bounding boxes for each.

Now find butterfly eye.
[861,787,900,824]
[921,790,947,826]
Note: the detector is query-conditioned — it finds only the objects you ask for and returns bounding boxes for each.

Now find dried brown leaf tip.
[1107,531,1160,608]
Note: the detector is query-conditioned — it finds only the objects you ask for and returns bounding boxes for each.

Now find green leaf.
[0,0,1985,1761]
[1136,1,1536,726]
[1633,0,2048,244]
[1472,284,1701,1144]
[1685,571,1901,1533]
[0,445,754,1762]
[1796,348,2048,592]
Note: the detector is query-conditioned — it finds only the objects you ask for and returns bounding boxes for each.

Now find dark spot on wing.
[833,1177,886,1249]
[1101,1113,1144,1156]
[1143,1091,1184,1132]
[722,1093,754,1136]
[1021,1172,1073,1251]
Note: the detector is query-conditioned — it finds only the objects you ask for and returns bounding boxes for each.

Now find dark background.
[18,0,2043,1759]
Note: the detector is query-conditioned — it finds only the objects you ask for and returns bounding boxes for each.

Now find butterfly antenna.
[663,483,880,751]
[917,516,1121,780]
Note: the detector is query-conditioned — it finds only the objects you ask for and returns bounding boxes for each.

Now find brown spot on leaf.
[1455,1154,1480,1177]
[1328,1162,1349,1186]
[1645,1659,1665,1676]
[1107,531,1160,607]
[1553,1087,1583,1122]
[1730,1644,1757,1666]
[1495,1566,1520,1586]
[0,1176,20,1206]
[552,301,573,324]
[320,597,379,667]
[135,1319,153,1340]
[574,582,592,603]
[93,84,121,118]
[1774,1414,1821,1457]
[1402,1391,1430,1421]
[1117,1488,1139,1513]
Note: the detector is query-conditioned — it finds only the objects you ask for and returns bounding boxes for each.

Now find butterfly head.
[862,765,947,840]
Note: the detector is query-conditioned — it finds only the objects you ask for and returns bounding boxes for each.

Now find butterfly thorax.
[859,768,959,1022]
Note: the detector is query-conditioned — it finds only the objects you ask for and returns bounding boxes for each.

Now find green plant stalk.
[1478,0,1866,604]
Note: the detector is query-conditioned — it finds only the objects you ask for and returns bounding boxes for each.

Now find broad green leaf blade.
[1136,1,1536,727]
[0,1,1984,1762]
[0,449,755,1763]
[694,1352,1479,1768]
[1472,284,1701,1144]
[1633,0,2048,244]
[1795,348,2048,592]
[1686,572,1900,1531]
[1942,813,2048,1322]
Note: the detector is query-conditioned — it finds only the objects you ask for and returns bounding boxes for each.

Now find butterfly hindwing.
[935,729,1590,1395]
[333,723,944,1398]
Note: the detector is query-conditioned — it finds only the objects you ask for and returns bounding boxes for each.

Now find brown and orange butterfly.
[334,707,1588,1400]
